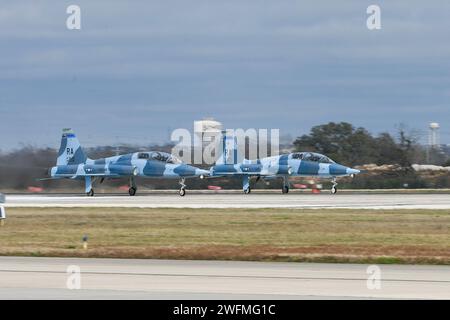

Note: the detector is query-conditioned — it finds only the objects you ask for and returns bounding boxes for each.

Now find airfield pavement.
[4,192,450,209]
[0,257,449,299]
[2,192,450,299]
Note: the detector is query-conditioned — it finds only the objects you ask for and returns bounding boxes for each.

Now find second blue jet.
[210,134,360,194]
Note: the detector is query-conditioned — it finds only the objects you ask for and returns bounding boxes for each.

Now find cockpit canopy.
[137,152,182,164]
[291,152,335,164]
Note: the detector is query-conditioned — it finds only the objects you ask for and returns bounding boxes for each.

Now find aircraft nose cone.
[346,168,360,175]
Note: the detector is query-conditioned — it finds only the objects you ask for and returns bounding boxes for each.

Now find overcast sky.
[0,1,449,150]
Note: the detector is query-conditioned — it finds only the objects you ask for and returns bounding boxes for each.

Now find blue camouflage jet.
[45,129,209,196]
[209,134,360,194]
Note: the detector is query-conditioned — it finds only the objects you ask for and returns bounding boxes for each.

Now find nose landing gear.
[331,178,338,194]
[179,178,186,196]
[128,177,137,196]
[281,176,289,194]
[129,187,137,196]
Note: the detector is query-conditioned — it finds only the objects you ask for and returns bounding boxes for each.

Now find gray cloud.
[0,1,449,149]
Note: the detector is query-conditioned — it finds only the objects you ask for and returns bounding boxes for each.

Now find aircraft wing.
[211,172,262,176]
[211,163,293,177]
[36,177,64,181]
[38,173,124,181]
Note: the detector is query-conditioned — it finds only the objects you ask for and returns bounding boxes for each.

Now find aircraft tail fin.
[215,131,244,165]
[56,128,88,165]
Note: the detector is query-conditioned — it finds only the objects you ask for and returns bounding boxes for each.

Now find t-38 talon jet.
[43,129,209,196]
[209,134,360,194]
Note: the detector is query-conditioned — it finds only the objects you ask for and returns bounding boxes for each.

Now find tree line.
[0,122,449,190]
[293,122,430,167]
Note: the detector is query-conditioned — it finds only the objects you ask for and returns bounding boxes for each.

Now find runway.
[0,257,449,299]
[4,193,450,209]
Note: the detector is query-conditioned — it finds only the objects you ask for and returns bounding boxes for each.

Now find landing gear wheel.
[282,186,289,194]
[128,187,137,196]
[331,177,338,195]
[86,189,94,197]
[244,187,251,194]
[179,178,186,197]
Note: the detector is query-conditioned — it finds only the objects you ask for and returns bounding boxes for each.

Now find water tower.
[193,118,223,148]
[428,122,440,148]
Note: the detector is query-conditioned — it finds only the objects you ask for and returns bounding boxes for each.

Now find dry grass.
[1,207,449,264]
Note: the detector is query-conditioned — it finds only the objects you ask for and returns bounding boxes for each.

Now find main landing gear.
[179,178,186,197]
[331,178,338,194]
[242,176,251,194]
[242,176,290,194]
[85,176,95,197]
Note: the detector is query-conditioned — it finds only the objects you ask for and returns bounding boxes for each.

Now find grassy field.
[1,207,449,264]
